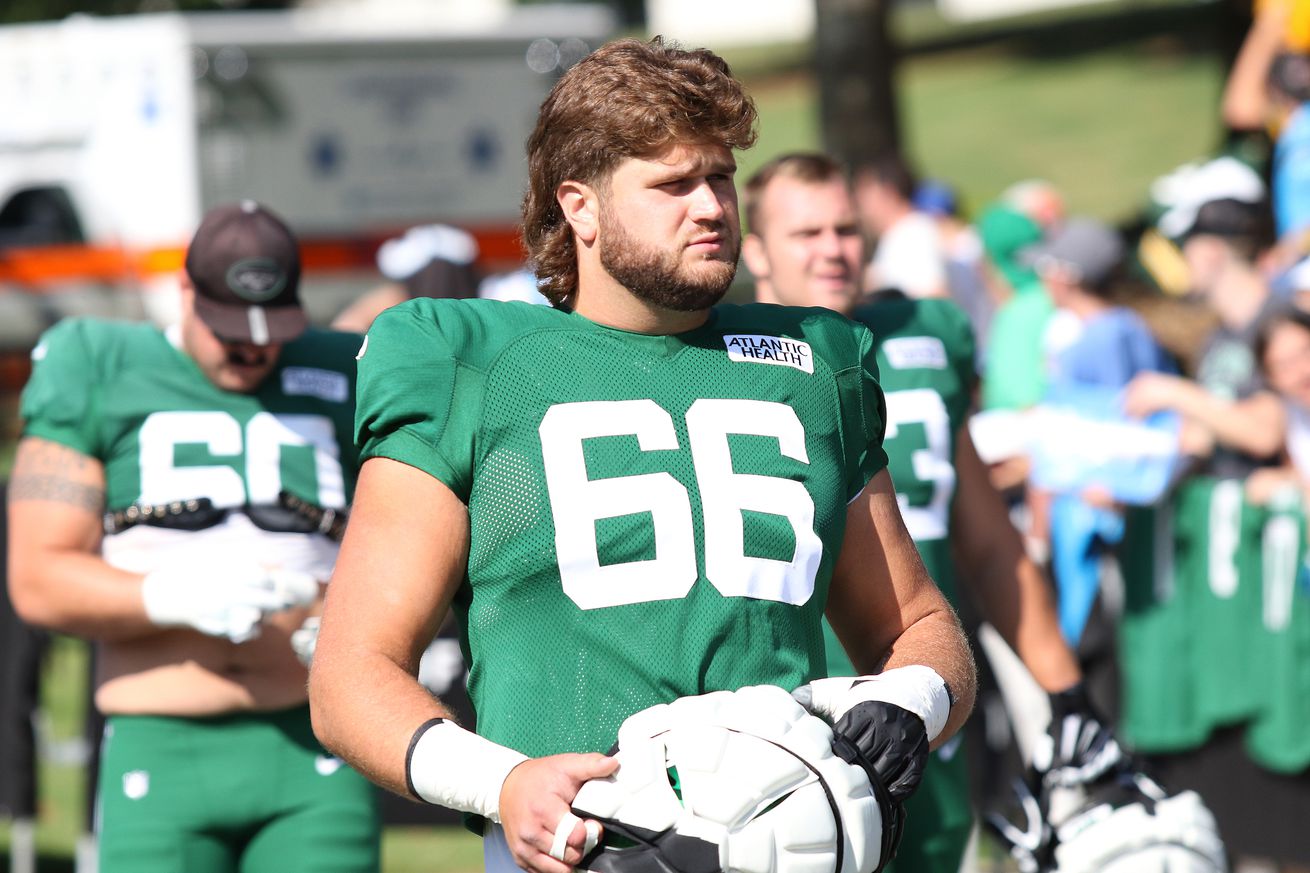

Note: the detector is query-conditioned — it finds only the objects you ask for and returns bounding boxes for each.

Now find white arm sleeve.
[406,719,528,823]
[792,665,952,742]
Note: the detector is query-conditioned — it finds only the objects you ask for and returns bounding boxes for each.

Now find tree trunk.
[814,0,901,169]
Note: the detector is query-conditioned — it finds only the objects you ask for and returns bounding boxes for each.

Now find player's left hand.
[827,700,930,803]
[498,753,617,873]
[1034,683,1124,789]
[141,562,319,643]
[790,692,924,870]
[792,675,934,803]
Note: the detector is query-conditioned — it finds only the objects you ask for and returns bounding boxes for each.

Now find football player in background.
[7,202,379,873]
[742,153,1124,873]
[309,37,977,873]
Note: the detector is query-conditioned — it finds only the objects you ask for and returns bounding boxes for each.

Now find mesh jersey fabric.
[822,295,976,680]
[1193,479,1266,729]
[21,318,363,513]
[355,298,889,758]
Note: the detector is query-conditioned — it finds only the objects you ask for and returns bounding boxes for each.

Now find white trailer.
[0,5,613,350]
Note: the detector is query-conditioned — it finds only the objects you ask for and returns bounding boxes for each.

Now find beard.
[599,204,739,312]
[225,345,275,368]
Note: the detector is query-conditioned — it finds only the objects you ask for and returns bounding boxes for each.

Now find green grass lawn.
[1,636,94,872]
[737,34,1224,224]
[900,41,1224,222]
[382,827,484,873]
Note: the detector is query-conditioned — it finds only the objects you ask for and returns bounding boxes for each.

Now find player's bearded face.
[597,147,741,312]
[205,338,281,393]
[179,284,283,393]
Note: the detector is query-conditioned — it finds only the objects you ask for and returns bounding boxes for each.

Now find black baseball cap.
[1183,197,1269,242]
[184,200,307,345]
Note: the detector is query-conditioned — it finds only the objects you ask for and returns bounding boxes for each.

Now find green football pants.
[96,705,380,873]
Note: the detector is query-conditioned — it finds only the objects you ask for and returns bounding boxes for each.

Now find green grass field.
[901,42,1224,221]
[735,32,1224,224]
[1,12,1222,871]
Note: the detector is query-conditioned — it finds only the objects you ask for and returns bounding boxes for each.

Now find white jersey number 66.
[539,398,823,611]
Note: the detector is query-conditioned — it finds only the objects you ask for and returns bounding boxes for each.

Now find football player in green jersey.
[309,37,977,873]
[742,153,1124,873]
[7,202,379,873]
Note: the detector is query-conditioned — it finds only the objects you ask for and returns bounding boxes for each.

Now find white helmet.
[572,685,892,873]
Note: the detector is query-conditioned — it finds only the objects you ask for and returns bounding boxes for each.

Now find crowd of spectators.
[844,4,1310,868]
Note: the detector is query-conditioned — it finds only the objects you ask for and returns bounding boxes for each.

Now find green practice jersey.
[1190,479,1265,729]
[1245,499,1310,773]
[1119,498,1207,752]
[355,299,889,757]
[1119,477,1310,771]
[20,318,362,577]
[824,295,976,679]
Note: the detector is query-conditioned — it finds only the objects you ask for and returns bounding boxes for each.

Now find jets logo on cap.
[226,258,287,302]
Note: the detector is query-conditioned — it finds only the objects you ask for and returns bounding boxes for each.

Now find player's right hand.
[498,753,617,873]
[141,563,319,643]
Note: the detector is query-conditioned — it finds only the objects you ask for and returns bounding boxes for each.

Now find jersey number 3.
[884,389,955,542]
[539,399,823,610]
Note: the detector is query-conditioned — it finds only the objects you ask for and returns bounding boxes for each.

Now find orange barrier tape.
[0,225,526,288]
[0,245,135,285]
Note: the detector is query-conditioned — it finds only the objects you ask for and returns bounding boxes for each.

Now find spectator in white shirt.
[854,154,949,299]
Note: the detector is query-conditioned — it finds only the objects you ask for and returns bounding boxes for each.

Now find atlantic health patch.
[723,334,814,374]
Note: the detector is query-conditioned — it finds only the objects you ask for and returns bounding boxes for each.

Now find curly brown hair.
[522,36,758,306]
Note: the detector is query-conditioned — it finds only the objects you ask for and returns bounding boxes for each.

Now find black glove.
[830,699,931,803]
[1036,683,1124,788]
[823,701,929,873]
[983,774,1055,873]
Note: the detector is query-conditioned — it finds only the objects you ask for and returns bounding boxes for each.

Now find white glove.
[291,616,320,667]
[141,563,319,643]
